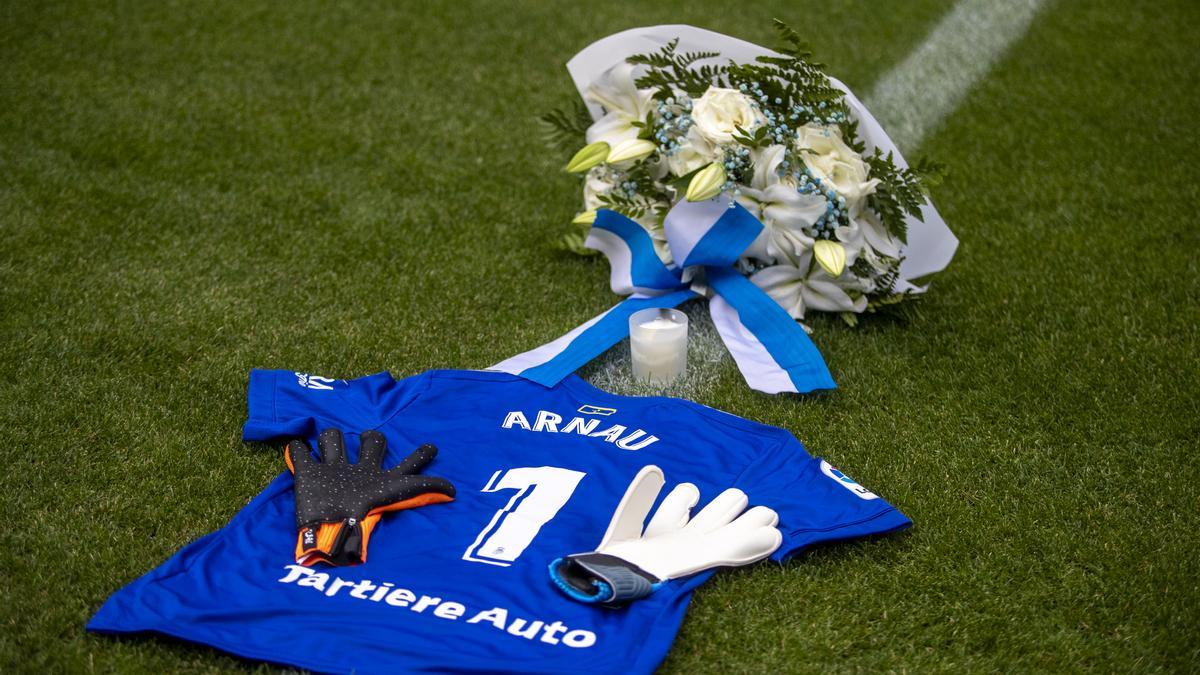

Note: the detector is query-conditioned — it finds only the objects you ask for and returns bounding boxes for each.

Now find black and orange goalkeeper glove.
[284,428,455,566]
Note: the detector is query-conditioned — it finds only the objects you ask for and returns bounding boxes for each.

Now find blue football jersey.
[88,369,911,674]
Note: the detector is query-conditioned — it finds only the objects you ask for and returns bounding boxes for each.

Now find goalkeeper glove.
[549,465,781,606]
[285,428,455,567]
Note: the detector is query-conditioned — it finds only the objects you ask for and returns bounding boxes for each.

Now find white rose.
[690,87,764,145]
[794,124,880,216]
[665,126,719,177]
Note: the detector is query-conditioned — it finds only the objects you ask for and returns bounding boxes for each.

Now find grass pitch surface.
[1,1,1197,672]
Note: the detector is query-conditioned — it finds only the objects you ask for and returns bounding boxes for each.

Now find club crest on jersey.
[820,460,879,500]
[501,410,658,451]
[295,372,339,390]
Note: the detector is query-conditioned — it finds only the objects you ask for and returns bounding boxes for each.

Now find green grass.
[1,0,1197,672]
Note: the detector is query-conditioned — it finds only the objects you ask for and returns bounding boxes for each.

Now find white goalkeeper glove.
[549,465,782,606]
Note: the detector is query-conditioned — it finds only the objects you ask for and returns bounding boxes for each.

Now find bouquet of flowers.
[494,23,956,395]
[545,21,945,327]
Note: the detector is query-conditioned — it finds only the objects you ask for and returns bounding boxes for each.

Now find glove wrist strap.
[296,518,364,567]
[549,553,660,606]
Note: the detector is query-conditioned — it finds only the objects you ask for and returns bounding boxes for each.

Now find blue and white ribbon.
[492,198,836,394]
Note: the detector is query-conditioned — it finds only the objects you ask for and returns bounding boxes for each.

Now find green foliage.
[770,18,820,63]
[848,255,895,292]
[727,61,842,114]
[628,38,723,98]
[732,123,773,149]
[538,99,593,153]
[842,290,921,326]
[594,191,667,223]
[866,150,932,244]
[554,228,599,256]
[910,156,948,192]
[626,21,848,131]
[842,118,867,154]
[872,256,904,296]
[725,21,847,130]
[590,161,672,222]
[629,110,657,140]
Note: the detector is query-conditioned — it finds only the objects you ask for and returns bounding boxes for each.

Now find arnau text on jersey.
[500,410,659,450]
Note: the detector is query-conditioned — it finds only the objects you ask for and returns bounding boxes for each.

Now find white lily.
[735,145,825,264]
[686,162,726,202]
[565,141,611,173]
[750,248,868,320]
[831,211,900,284]
[813,240,847,277]
[856,210,902,260]
[830,218,865,271]
[607,138,656,164]
[583,167,615,211]
[585,63,657,147]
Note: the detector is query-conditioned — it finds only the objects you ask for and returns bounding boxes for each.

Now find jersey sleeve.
[241,369,429,442]
[736,433,912,561]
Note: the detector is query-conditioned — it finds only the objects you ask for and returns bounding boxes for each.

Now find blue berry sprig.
[795,165,848,239]
[653,97,694,157]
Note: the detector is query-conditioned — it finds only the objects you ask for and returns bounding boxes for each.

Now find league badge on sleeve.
[820,460,880,500]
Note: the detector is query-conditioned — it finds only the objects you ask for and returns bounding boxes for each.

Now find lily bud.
[606,138,656,164]
[686,162,727,202]
[571,210,597,226]
[813,239,847,277]
[564,142,610,173]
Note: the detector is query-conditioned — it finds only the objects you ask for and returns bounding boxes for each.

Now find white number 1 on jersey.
[462,466,586,567]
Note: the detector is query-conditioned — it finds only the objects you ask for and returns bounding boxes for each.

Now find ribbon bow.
[492,197,836,394]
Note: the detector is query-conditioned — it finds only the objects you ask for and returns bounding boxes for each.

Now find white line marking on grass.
[586,0,1045,395]
[864,0,1047,151]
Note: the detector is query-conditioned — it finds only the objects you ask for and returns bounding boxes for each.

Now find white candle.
[629,308,688,384]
